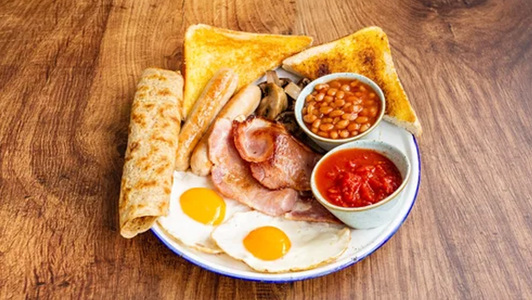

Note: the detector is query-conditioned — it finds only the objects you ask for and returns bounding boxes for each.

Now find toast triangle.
[283,27,422,136]
[183,24,313,118]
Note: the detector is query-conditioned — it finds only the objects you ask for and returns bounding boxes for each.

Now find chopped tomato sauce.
[315,149,402,208]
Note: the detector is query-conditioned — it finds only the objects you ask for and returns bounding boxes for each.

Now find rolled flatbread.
[119,68,183,238]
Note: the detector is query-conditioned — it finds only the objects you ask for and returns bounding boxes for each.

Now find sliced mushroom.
[297,78,311,88]
[284,82,302,100]
[258,81,268,95]
[256,83,288,120]
[275,111,298,132]
[258,78,292,94]
[279,78,293,88]
[266,70,281,86]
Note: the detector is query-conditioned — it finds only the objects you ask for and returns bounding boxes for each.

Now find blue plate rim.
[152,134,421,283]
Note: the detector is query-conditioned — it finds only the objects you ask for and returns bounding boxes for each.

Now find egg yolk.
[180,188,226,225]
[243,226,291,261]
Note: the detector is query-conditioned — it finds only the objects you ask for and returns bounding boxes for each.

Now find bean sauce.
[302,79,381,139]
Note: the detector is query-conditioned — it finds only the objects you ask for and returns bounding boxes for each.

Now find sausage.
[190,84,261,176]
[175,68,238,171]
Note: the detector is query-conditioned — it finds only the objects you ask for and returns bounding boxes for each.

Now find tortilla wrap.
[119,68,183,238]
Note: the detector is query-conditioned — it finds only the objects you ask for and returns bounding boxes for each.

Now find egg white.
[157,171,249,253]
[211,211,351,272]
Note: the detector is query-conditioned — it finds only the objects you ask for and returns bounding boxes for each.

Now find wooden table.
[1,0,531,298]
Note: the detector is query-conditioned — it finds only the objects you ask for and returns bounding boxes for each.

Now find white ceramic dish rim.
[151,135,420,283]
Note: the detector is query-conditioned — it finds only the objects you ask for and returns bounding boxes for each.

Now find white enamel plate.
[152,69,421,282]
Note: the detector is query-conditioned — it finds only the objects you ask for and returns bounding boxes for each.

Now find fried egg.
[211,211,350,272]
[157,171,249,253]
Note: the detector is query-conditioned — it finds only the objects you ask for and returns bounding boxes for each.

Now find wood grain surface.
[1,0,531,299]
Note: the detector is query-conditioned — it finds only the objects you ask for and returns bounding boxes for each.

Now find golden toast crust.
[184,24,313,118]
[283,27,421,136]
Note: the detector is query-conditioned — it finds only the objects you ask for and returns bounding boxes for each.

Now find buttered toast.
[183,24,313,118]
[282,27,421,136]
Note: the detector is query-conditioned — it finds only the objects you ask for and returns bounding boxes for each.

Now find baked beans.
[302,79,381,139]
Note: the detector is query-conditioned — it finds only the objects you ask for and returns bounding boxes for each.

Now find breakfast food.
[183,24,313,117]
[315,148,403,207]
[233,116,321,191]
[211,211,350,272]
[119,68,183,238]
[175,68,238,171]
[302,79,382,139]
[209,118,338,223]
[284,195,338,222]
[282,26,422,136]
[208,118,299,216]
[257,79,288,119]
[190,84,261,176]
[118,25,421,277]
[157,172,249,253]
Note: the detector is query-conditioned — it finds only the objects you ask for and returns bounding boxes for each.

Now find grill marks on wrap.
[118,68,183,238]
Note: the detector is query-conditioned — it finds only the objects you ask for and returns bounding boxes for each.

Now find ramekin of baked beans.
[294,73,385,150]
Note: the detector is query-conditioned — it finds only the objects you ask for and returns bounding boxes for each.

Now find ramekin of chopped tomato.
[311,140,411,229]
